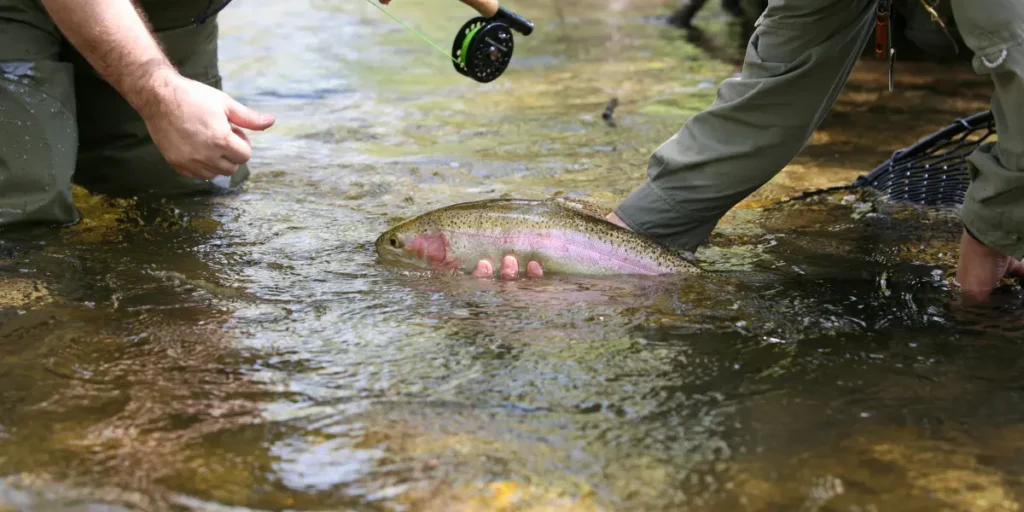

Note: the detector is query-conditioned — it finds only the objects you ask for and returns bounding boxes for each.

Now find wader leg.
[951,0,1024,259]
[0,0,79,227]
[615,0,877,252]
[69,17,249,198]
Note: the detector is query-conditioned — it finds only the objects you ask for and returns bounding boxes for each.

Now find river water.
[2,0,1022,510]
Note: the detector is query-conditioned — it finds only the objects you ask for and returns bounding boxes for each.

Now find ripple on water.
[0,0,1017,509]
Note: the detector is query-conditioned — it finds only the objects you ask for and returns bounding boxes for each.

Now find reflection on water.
[1,0,1020,510]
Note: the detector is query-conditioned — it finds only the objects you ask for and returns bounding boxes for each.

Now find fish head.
[375,226,412,266]
[375,217,456,271]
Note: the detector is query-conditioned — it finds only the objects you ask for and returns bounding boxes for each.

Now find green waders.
[952,0,1024,259]
[614,0,1024,260]
[0,0,248,228]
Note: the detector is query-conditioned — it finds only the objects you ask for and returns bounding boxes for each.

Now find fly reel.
[452,1,534,83]
[364,0,533,83]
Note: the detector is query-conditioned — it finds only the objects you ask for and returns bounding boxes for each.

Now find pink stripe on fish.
[459,230,672,274]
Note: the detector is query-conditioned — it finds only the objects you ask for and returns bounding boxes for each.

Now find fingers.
[201,125,251,177]
[196,155,240,178]
[161,123,251,179]
[172,155,237,180]
[214,97,261,169]
[215,156,241,175]
[500,255,519,279]
[471,255,544,279]
[472,259,494,277]
[222,126,253,165]
[526,261,544,278]
[175,166,216,181]
[147,79,269,181]
[225,98,275,130]
[232,125,251,146]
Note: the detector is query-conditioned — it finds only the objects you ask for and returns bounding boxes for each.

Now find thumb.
[225,98,275,130]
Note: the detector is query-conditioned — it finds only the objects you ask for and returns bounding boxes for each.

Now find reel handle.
[494,6,533,35]
[457,0,534,35]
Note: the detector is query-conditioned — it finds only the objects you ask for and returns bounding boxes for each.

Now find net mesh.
[854,110,996,207]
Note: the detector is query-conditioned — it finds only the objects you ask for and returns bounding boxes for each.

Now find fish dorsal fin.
[546,196,610,220]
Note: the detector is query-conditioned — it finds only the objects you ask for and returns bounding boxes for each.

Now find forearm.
[40,0,177,117]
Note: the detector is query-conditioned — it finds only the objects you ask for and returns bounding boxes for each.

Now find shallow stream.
[2,1,1021,510]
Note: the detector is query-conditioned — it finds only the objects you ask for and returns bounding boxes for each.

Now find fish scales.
[375,198,704,276]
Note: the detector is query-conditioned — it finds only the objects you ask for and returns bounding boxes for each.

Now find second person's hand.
[471,212,632,279]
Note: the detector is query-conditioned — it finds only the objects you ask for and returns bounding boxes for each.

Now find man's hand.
[471,211,631,280]
[955,229,1024,304]
[40,0,274,181]
[139,68,274,180]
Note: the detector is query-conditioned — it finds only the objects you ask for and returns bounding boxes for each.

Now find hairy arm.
[39,0,176,117]
[39,0,274,180]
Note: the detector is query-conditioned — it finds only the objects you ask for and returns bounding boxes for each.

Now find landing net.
[853,110,995,207]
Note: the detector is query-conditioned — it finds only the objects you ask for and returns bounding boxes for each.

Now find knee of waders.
[0,61,80,228]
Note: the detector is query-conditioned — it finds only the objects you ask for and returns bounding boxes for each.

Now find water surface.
[2,1,1020,510]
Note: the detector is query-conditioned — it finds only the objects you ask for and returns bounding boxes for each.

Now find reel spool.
[452,17,514,82]
[452,1,534,83]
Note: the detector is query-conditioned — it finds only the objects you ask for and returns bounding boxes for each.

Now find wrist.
[123,59,181,119]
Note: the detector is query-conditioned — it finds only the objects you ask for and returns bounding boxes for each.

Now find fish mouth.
[375,231,413,265]
[374,231,433,270]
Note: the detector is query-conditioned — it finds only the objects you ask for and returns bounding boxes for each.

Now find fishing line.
[360,0,458,63]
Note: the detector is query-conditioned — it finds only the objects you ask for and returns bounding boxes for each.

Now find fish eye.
[389,237,398,248]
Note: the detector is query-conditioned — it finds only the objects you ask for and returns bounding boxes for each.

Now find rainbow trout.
[375,197,704,275]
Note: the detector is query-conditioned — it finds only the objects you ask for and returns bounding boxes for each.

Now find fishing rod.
[363,0,535,83]
[191,0,534,83]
